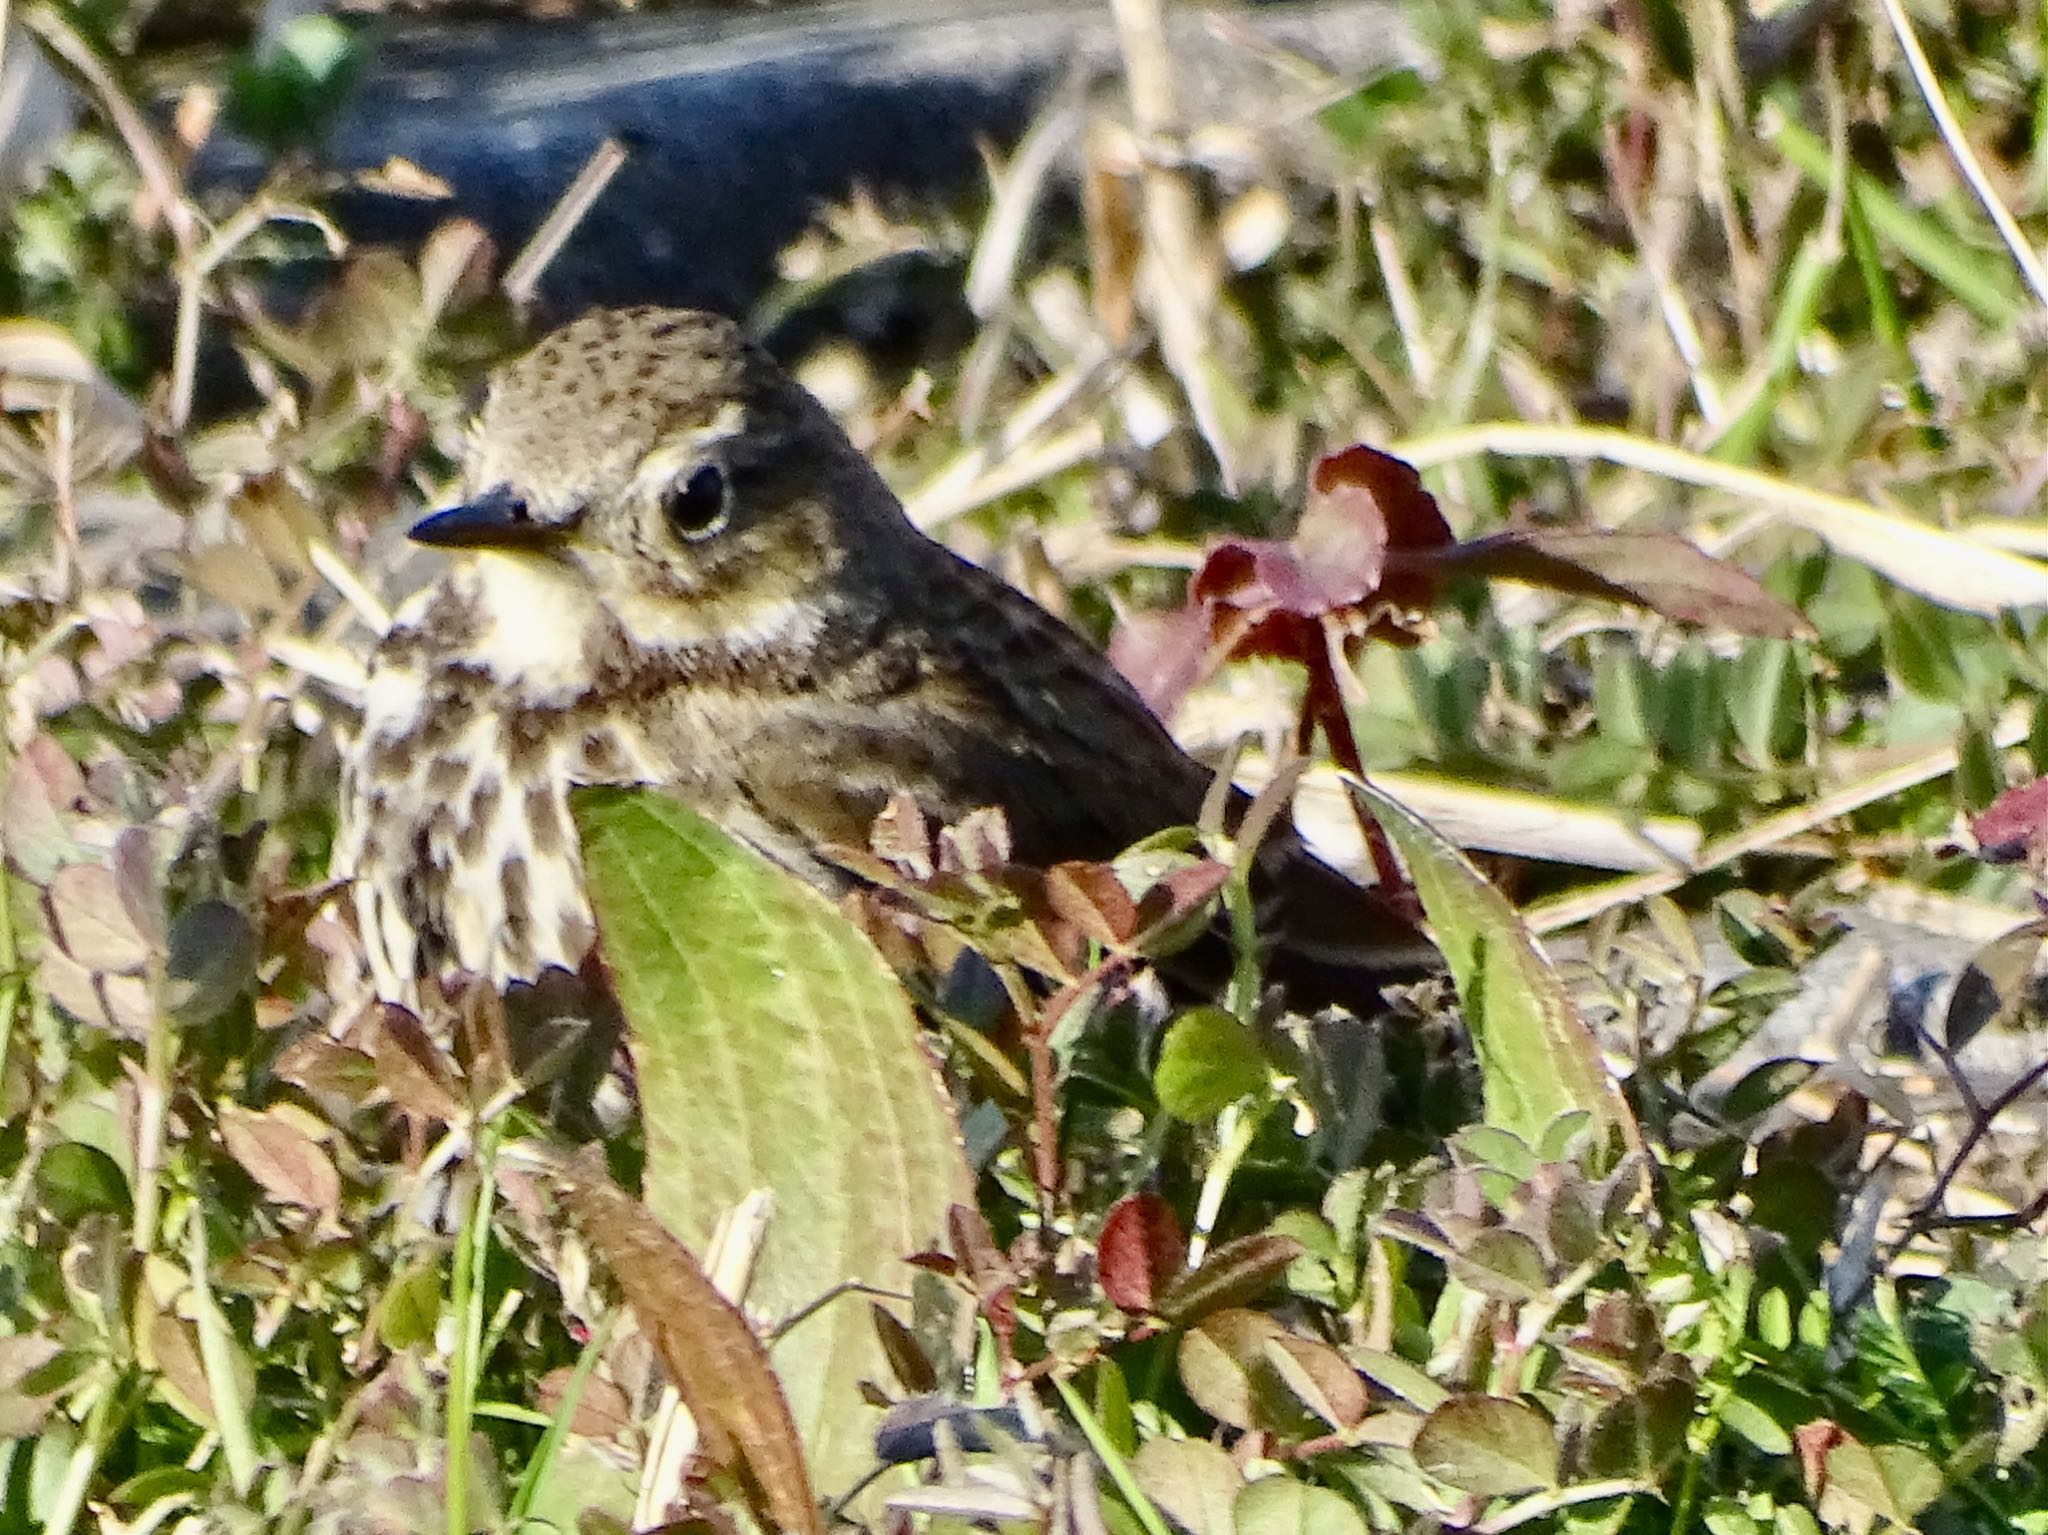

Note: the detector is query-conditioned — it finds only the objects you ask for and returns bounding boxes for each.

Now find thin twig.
[1878,1055,2048,1273]
[1108,0,1238,487]
[502,136,629,308]
[1875,0,2048,311]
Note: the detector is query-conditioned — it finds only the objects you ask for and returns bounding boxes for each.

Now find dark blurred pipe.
[193,0,1419,316]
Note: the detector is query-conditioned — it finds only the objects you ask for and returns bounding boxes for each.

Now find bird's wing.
[900,547,1220,864]
[903,550,1435,1009]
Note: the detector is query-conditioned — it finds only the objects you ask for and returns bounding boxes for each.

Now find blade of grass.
[1876,0,2048,311]
[1764,109,2022,327]
[186,1198,260,1492]
[1053,1375,1173,1535]
[506,1310,620,1528]
[1395,421,2048,612]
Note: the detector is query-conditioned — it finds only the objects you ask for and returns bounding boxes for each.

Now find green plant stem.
[446,1129,499,1535]
[1668,1260,1754,1533]
[507,1309,619,1528]
[1764,110,2020,326]
[1186,1100,1261,1268]
[132,957,176,1254]
[1053,1375,1173,1535]
[186,1196,261,1492]
[43,1366,139,1535]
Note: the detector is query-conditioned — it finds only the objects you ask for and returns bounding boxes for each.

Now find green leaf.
[573,788,973,1492]
[1413,1395,1559,1498]
[1135,1438,1242,1535]
[1822,1439,1943,1525]
[36,1141,129,1223]
[1448,1229,1547,1304]
[1582,1372,1693,1479]
[1881,591,1966,703]
[1233,1478,1366,1535]
[1728,640,1806,764]
[226,15,365,152]
[1721,1059,1817,1122]
[1155,1007,1269,1122]
[1347,778,1638,1165]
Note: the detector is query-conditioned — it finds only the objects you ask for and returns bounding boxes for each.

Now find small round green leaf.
[1155,1008,1269,1121]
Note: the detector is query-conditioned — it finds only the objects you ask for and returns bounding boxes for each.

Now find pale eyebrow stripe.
[629,399,750,495]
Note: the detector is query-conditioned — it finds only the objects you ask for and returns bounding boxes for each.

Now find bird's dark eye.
[662,465,730,541]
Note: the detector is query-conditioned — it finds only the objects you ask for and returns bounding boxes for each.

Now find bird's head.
[409,307,898,669]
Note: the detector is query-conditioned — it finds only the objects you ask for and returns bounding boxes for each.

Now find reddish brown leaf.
[870,791,934,879]
[1194,533,1384,620]
[1157,1231,1305,1324]
[937,807,1013,876]
[111,828,166,955]
[562,1160,822,1535]
[1269,1334,1369,1429]
[1441,530,1811,639]
[0,1334,65,1438]
[371,1004,465,1123]
[47,863,154,973]
[869,1302,938,1395]
[41,945,153,1037]
[1098,1193,1187,1314]
[1045,862,1144,948]
[3,735,90,883]
[1973,778,2048,863]
[274,1035,379,1113]
[217,1102,340,1219]
[1176,1307,1293,1432]
[1307,444,1453,609]
[1795,1418,1848,1499]
[947,1204,1014,1295]
[536,1367,635,1443]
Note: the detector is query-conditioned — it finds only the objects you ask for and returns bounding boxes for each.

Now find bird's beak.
[408,484,570,550]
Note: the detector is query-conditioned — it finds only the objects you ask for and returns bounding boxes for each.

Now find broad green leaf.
[1347,779,1638,1165]
[1135,1438,1241,1535]
[1822,1439,1943,1526]
[1234,1477,1366,1535]
[1413,1395,1559,1498]
[573,789,972,1492]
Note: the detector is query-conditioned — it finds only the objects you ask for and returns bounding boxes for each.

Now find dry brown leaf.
[561,1159,821,1535]
[3,735,92,883]
[217,1102,341,1221]
[47,863,155,973]
[371,1005,466,1123]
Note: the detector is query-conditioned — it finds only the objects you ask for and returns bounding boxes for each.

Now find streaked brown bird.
[334,307,1431,1012]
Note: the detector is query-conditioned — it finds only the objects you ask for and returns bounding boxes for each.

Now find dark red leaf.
[1310,444,1454,610]
[1193,528,1386,618]
[1099,1193,1188,1314]
[1186,448,1454,671]
[1439,529,1810,639]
